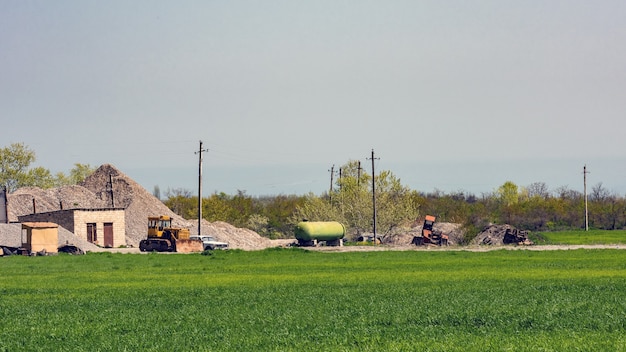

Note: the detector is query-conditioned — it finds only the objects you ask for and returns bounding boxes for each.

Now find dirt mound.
[4,164,274,250]
[472,224,532,246]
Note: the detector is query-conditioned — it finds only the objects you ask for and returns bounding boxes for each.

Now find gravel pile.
[2,164,274,250]
[472,224,532,245]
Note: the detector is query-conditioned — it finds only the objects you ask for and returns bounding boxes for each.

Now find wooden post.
[583,165,589,231]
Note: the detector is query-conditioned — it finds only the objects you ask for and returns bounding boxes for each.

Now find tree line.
[3,143,625,242]
[163,162,626,242]
[417,180,626,242]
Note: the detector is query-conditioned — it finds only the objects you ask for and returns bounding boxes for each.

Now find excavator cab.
[148,216,172,237]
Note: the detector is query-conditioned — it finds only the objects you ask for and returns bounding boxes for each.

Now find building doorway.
[103,223,114,248]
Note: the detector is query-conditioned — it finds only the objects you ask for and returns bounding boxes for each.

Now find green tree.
[54,163,96,186]
[202,192,254,227]
[68,163,95,184]
[54,172,71,186]
[1,143,95,191]
[334,160,371,234]
[497,181,519,207]
[294,160,419,241]
[255,194,307,238]
[163,188,196,218]
[247,213,271,237]
[292,192,342,224]
[0,142,36,192]
[372,170,419,239]
[27,167,56,189]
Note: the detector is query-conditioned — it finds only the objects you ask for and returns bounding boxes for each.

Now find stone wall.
[19,208,126,248]
[73,209,126,248]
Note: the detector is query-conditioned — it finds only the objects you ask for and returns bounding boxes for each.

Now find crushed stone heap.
[472,224,533,246]
[3,164,273,250]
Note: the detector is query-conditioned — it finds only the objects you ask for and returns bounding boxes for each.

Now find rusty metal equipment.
[412,215,449,246]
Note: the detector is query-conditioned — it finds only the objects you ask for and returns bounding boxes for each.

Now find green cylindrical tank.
[295,221,345,241]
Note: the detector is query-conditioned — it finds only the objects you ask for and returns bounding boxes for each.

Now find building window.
[87,223,97,243]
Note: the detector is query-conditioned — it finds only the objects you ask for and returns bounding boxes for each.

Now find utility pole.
[357,161,362,186]
[329,164,335,194]
[196,141,208,236]
[367,149,379,243]
[328,164,335,203]
[106,174,115,208]
[584,165,589,231]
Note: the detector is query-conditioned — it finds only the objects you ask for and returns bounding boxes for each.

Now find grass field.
[531,229,626,245]
[1,248,626,351]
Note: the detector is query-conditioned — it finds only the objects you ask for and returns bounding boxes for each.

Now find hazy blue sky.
[2,1,625,196]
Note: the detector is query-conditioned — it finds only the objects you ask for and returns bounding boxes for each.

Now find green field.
[532,229,626,245]
[1,249,626,351]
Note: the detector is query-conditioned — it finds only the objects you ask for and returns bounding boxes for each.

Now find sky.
[2,1,626,197]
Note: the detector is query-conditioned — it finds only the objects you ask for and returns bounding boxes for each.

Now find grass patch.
[1,249,626,351]
[531,229,626,245]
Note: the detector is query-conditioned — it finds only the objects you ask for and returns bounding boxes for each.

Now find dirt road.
[306,244,626,252]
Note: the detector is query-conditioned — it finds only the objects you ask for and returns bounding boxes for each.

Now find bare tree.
[591,182,611,202]
[527,182,550,199]
[165,187,193,198]
[554,186,582,200]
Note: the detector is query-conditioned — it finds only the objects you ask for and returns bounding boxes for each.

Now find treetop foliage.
[0,143,95,192]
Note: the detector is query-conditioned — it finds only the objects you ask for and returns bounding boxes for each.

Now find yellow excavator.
[139,215,203,253]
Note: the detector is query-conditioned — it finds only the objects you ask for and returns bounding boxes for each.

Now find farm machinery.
[139,215,204,253]
[412,215,449,246]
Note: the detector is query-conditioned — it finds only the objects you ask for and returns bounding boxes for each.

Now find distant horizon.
[120,156,626,198]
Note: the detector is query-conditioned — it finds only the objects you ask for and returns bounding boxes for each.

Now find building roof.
[21,222,59,229]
